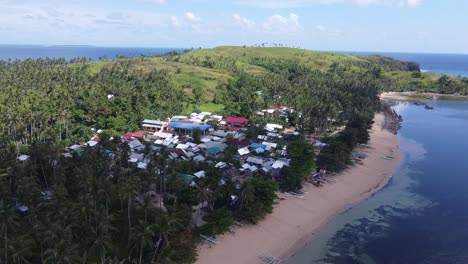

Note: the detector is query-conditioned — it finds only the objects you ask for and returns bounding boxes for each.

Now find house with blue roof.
[249,143,268,150]
[167,122,213,136]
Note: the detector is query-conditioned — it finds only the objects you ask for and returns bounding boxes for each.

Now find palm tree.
[0,199,20,264]
[129,220,156,264]
[9,234,35,264]
[240,181,255,210]
[90,213,117,264]
[194,183,214,210]
[43,226,81,264]
[153,212,179,261]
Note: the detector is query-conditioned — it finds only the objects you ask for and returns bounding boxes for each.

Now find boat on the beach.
[227,227,236,235]
[200,234,219,244]
[288,191,305,198]
[324,175,337,183]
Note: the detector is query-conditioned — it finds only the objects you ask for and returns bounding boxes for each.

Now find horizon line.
[0,43,467,56]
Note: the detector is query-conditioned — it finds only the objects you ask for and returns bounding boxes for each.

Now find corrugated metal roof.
[168,122,211,131]
[207,147,222,155]
[225,117,249,124]
[142,119,166,126]
[250,143,267,150]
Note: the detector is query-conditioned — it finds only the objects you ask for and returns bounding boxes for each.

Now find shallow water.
[287,100,468,264]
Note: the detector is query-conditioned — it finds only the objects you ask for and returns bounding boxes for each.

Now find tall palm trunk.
[138,241,144,264]
[4,228,8,264]
[127,195,132,238]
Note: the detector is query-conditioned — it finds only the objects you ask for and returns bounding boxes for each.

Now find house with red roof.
[222,117,249,131]
[225,117,249,126]
[122,131,145,141]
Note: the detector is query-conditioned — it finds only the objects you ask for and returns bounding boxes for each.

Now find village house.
[167,122,213,136]
[122,131,145,141]
[142,119,168,133]
[220,116,249,131]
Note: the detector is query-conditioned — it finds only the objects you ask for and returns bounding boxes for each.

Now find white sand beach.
[195,113,401,264]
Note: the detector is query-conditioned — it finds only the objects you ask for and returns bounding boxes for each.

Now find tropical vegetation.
[1,46,467,263]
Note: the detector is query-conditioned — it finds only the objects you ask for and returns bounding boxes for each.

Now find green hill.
[1,46,468,145]
[84,46,468,106]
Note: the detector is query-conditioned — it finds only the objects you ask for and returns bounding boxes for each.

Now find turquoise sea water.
[287,100,468,264]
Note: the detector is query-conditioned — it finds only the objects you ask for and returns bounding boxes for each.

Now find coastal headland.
[195,112,401,264]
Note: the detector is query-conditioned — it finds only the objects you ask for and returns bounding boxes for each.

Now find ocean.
[0,45,186,61]
[349,51,468,77]
[287,100,468,264]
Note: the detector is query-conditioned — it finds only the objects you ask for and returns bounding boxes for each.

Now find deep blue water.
[0,45,185,61]
[287,100,468,264]
[350,51,468,77]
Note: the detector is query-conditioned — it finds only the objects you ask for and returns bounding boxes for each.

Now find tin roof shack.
[127,139,144,152]
[142,119,168,133]
[265,123,283,132]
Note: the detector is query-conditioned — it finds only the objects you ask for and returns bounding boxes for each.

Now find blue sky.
[0,0,466,53]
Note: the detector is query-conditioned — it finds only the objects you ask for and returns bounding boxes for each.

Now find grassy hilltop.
[83,46,468,112]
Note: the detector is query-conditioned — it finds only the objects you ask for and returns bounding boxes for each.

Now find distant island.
[1,46,467,264]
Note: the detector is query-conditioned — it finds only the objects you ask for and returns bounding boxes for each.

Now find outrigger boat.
[234,221,243,227]
[319,177,333,184]
[323,175,336,183]
[425,105,434,110]
[200,234,219,244]
[259,255,282,264]
[227,227,236,235]
[313,181,323,188]
[288,192,304,198]
[315,178,327,184]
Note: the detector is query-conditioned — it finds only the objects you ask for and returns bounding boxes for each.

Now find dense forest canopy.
[1,46,468,264]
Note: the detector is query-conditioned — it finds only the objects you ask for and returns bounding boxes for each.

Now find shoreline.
[381,91,468,101]
[195,112,401,264]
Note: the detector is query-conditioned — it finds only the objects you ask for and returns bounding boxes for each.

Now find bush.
[240,177,278,223]
[202,208,235,235]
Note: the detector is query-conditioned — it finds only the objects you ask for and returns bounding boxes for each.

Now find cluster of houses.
[16,107,340,217]
[256,105,292,120]
[26,106,297,200]
[59,111,295,189]
[125,113,293,183]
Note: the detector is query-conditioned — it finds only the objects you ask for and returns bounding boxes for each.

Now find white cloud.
[233,13,256,29]
[234,0,423,8]
[316,24,326,32]
[169,15,180,28]
[0,1,211,46]
[230,13,302,34]
[185,12,201,22]
[263,13,301,33]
